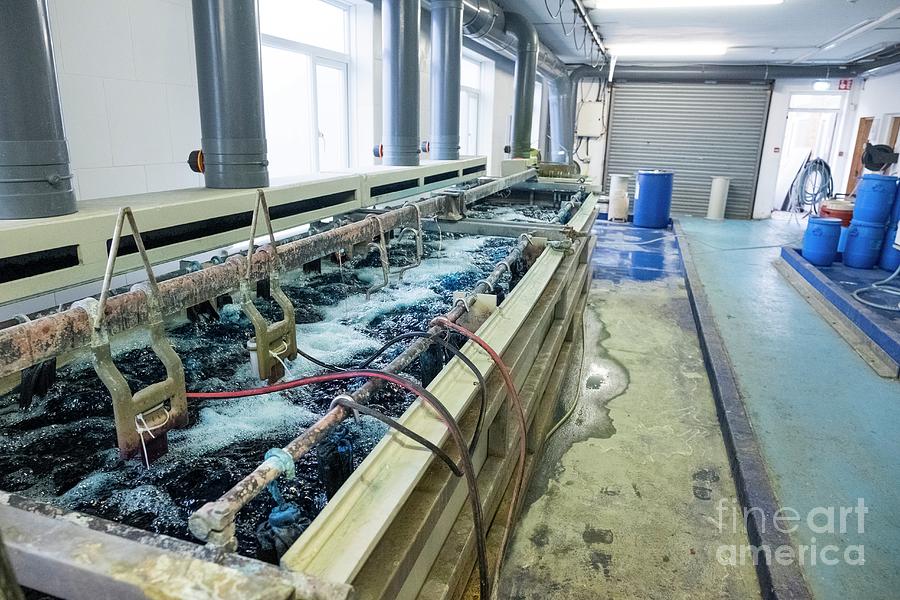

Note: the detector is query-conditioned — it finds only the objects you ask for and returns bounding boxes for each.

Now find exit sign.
[839,79,853,91]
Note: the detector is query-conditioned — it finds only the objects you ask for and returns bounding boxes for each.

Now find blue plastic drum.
[802,217,842,267]
[879,226,900,272]
[844,219,887,269]
[633,170,673,229]
[854,174,898,224]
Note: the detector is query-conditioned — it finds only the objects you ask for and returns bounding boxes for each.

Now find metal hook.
[364,214,390,300]
[240,190,298,382]
[366,242,390,300]
[330,394,360,424]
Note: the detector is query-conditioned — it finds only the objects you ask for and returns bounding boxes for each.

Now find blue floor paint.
[591,222,683,283]
[677,216,900,600]
[813,259,900,324]
[781,247,900,366]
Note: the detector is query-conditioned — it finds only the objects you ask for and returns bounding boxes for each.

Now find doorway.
[773,94,843,210]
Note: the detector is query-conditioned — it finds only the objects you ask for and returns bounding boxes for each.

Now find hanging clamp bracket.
[240,190,298,383]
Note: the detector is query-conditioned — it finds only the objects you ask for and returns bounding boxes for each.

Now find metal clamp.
[475,278,494,293]
[73,207,187,464]
[365,215,390,299]
[395,202,423,281]
[240,190,298,383]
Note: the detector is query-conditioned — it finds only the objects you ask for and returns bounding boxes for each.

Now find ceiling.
[513,0,900,66]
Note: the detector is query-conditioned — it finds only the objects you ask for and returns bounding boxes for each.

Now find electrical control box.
[575,101,606,138]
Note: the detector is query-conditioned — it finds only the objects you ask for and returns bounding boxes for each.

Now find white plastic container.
[608,174,630,222]
[706,176,731,220]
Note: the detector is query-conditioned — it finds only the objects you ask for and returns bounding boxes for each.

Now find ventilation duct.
[430,1,463,160]
[191,0,269,188]
[382,0,421,166]
[0,0,76,219]
[462,0,580,164]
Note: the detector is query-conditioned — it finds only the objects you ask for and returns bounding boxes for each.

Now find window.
[789,94,843,110]
[259,0,351,178]
[460,55,482,155]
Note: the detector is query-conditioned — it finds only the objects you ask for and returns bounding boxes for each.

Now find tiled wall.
[48,0,203,201]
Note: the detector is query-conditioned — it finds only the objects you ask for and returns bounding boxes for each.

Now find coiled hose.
[851,263,900,312]
[789,157,833,213]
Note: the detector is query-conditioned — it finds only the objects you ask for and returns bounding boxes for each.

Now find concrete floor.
[498,222,759,599]
[676,216,900,600]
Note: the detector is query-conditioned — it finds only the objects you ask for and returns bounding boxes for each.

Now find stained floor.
[676,216,900,600]
[498,222,759,599]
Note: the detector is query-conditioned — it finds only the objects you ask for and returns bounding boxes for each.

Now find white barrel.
[707,176,731,220]
[608,173,630,221]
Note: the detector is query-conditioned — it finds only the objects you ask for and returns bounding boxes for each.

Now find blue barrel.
[854,174,898,224]
[838,226,849,253]
[802,217,842,266]
[633,170,673,228]
[879,226,900,272]
[844,219,886,269]
[889,183,900,229]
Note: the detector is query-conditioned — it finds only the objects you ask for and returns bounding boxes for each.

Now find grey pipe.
[430,0,463,160]
[191,0,268,188]
[383,0,421,166]
[505,13,539,159]
[0,0,76,219]
[462,0,577,163]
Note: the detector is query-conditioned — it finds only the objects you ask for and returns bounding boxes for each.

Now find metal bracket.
[365,214,390,299]
[240,190,298,383]
[72,207,187,465]
[395,202,423,281]
[440,193,466,221]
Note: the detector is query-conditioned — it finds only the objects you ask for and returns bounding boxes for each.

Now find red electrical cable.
[430,316,528,586]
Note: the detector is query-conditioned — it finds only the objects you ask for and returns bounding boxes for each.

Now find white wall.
[753,79,856,218]
[48,0,522,203]
[753,72,900,219]
[48,0,203,201]
[838,70,900,188]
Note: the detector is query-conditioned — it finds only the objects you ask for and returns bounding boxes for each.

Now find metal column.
[430,0,463,160]
[382,0,421,166]
[0,0,76,219]
[191,0,269,188]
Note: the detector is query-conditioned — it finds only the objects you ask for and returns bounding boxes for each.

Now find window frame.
[460,55,483,155]
[259,0,353,174]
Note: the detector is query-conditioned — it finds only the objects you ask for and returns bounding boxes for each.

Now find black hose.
[298,331,488,454]
[350,370,491,599]
[329,396,463,476]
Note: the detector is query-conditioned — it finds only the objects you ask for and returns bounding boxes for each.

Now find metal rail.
[187,235,532,550]
[0,170,537,380]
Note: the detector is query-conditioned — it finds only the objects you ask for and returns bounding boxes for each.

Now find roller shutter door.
[606,82,771,219]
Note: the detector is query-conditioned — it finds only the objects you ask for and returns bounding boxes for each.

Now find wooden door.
[889,116,900,149]
[847,117,874,195]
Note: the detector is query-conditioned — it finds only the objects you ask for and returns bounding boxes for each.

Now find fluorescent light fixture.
[592,0,782,8]
[812,80,832,91]
[606,42,728,57]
